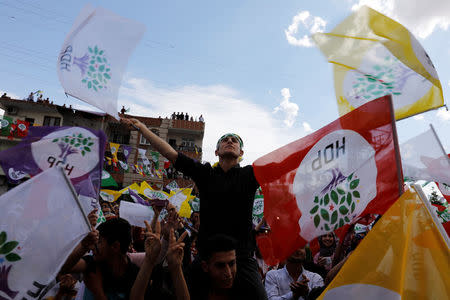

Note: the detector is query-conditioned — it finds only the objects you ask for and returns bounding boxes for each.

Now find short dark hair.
[97,218,132,254]
[200,234,237,261]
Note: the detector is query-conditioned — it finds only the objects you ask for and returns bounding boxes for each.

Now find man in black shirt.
[121,118,267,300]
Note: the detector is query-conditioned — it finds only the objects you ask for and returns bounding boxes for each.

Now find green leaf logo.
[0,231,22,262]
[82,45,112,92]
[309,172,361,232]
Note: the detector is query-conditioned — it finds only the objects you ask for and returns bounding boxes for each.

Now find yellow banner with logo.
[318,188,450,299]
[313,6,444,120]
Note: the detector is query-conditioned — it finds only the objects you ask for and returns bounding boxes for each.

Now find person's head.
[215,133,243,160]
[190,211,200,227]
[201,235,237,290]
[95,218,132,261]
[286,246,306,264]
[319,232,336,249]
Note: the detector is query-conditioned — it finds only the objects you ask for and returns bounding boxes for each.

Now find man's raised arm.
[121,118,178,163]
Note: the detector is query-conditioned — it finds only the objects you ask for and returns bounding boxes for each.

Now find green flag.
[150,151,160,169]
[0,116,12,136]
[101,169,118,188]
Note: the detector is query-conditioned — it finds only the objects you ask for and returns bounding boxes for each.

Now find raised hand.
[166,229,188,271]
[144,220,161,263]
[87,208,98,229]
[120,117,144,131]
[81,229,99,252]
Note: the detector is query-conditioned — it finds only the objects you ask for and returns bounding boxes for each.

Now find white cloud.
[285,11,327,47]
[413,114,424,121]
[436,107,450,121]
[273,88,299,127]
[351,0,450,38]
[119,78,305,164]
[302,122,313,132]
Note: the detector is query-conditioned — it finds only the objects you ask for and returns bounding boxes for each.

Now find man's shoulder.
[303,268,321,279]
[266,267,285,277]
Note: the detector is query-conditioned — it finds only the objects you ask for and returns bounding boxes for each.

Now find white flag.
[0,168,90,298]
[119,201,154,228]
[400,127,450,185]
[138,148,151,167]
[57,4,145,119]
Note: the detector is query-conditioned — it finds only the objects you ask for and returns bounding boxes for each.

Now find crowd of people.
[171,112,204,123]
[45,116,377,300]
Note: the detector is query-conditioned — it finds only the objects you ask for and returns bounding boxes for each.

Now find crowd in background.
[47,197,378,300]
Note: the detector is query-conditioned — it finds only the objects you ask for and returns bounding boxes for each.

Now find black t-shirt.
[81,255,151,299]
[174,153,260,256]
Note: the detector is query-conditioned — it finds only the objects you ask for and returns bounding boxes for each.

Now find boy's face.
[202,250,237,289]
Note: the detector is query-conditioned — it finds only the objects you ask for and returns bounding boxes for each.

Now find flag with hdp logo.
[0,126,106,199]
[318,188,450,300]
[57,4,145,119]
[0,167,90,299]
[313,6,444,120]
[253,96,403,265]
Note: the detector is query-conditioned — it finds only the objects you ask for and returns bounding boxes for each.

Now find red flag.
[253,96,403,265]
[16,120,30,138]
[436,154,450,202]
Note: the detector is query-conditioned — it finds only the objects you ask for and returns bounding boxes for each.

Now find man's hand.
[290,274,310,298]
[317,256,327,267]
[81,229,99,252]
[161,205,179,240]
[120,117,144,131]
[144,220,161,263]
[167,229,188,271]
[87,208,98,229]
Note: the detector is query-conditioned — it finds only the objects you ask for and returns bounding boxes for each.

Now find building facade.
[0,93,204,193]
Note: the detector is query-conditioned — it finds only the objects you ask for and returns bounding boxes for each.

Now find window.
[169,139,177,148]
[182,138,194,147]
[43,116,61,126]
[25,118,34,126]
[111,132,130,144]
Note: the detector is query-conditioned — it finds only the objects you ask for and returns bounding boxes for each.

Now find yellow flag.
[119,182,140,195]
[99,189,123,202]
[319,189,450,299]
[109,142,120,162]
[139,181,153,195]
[313,6,444,120]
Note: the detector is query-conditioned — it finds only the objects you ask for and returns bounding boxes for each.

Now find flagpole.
[412,184,450,248]
[58,167,92,230]
[388,95,404,196]
[429,124,449,159]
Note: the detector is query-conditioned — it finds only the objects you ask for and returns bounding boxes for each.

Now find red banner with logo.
[253,96,403,265]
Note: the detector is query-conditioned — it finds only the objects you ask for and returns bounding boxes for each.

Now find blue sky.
[0,0,449,167]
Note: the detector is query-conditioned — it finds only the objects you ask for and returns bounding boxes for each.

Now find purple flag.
[123,145,132,162]
[0,126,106,198]
[129,188,149,206]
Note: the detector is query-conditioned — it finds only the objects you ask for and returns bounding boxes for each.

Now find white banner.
[119,201,154,228]
[0,168,90,298]
[57,4,145,119]
[400,127,450,185]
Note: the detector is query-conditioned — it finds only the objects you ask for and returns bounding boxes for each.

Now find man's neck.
[286,261,303,281]
[106,254,128,278]
[218,157,239,172]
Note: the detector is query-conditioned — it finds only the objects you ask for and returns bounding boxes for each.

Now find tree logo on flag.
[31,127,100,179]
[75,46,111,92]
[294,130,378,240]
[344,45,429,109]
[309,171,360,231]
[0,231,21,299]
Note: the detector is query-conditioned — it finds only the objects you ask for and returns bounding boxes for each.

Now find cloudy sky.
[0,0,449,165]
